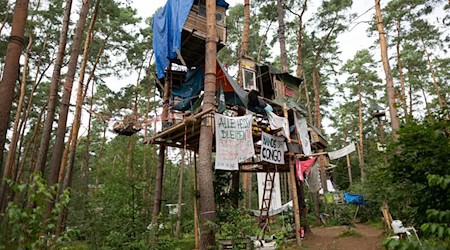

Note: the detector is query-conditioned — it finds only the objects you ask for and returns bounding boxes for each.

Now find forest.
[0,0,449,249]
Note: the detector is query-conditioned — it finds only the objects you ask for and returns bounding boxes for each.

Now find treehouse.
[149,0,331,245]
[180,0,228,66]
[153,0,229,80]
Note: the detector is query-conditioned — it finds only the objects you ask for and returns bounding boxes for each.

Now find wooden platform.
[145,108,215,151]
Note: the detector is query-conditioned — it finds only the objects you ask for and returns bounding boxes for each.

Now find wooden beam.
[288,156,302,246]
[175,47,187,66]
[147,107,214,143]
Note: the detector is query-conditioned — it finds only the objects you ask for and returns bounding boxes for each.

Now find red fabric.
[296,157,317,181]
[215,61,234,93]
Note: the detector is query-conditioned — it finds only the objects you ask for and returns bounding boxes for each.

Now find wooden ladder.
[258,171,276,240]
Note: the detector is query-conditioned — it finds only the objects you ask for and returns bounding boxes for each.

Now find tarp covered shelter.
[153,0,229,78]
[160,60,248,111]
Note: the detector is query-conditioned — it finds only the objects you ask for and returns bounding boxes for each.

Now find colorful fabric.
[295,157,317,181]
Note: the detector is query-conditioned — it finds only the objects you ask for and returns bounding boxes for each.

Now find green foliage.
[338,229,362,238]
[362,118,450,226]
[0,174,71,249]
[216,208,259,245]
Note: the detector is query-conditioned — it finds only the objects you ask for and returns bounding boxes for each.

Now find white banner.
[214,113,255,170]
[260,131,285,164]
[328,143,356,160]
[267,111,290,139]
[257,173,282,212]
[294,115,312,156]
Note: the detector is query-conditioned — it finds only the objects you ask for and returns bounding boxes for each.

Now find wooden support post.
[346,154,353,187]
[193,153,200,249]
[288,155,302,246]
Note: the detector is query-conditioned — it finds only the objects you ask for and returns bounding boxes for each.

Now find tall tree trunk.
[1,30,32,209]
[47,0,90,186]
[396,20,407,117]
[295,0,307,78]
[175,147,185,236]
[312,68,321,131]
[358,83,365,182]
[0,0,29,212]
[423,44,446,109]
[193,153,200,250]
[241,0,250,57]
[343,128,353,187]
[151,67,170,227]
[17,39,49,170]
[421,85,432,120]
[56,2,99,232]
[16,104,46,183]
[303,72,313,124]
[374,0,400,134]
[151,145,165,225]
[35,0,73,174]
[277,0,288,72]
[82,82,95,191]
[197,1,217,248]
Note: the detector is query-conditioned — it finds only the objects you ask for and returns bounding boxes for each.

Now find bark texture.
[0,0,29,211]
[35,0,73,173]
[47,0,90,186]
[375,0,400,133]
[276,0,288,72]
[197,1,218,248]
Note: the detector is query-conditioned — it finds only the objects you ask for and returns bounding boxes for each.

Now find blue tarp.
[153,0,195,78]
[344,192,365,205]
[172,67,204,98]
[171,67,204,111]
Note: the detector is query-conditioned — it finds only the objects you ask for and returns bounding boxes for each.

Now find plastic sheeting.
[344,192,365,205]
[172,67,204,98]
[153,0,195,78]
[252,201,293,217]
[153,0,230,79]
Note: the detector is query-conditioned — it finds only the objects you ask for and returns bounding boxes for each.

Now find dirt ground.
[298,224,384,250]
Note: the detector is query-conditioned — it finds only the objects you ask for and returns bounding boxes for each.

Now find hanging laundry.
[267,110,290,139]
[295,157,317,181]
[307,162,321,193]
[294,114,312,156]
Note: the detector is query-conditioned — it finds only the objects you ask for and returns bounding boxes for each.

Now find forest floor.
[281,223,385,250]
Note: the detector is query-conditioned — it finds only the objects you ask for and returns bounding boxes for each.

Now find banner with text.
[260,131,285,164]
[215,113,255,171]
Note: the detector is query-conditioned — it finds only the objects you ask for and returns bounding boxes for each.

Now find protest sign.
[215,113,255,170]
[260,131,285,164]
